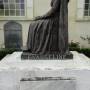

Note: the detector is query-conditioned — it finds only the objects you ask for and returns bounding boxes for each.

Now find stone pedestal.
[0,51,90,90]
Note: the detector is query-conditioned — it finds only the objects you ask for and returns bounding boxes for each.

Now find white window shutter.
[26,0,33,19]
[77,0,85,20]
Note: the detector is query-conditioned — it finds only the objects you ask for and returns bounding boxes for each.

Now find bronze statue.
[21,0,73,59]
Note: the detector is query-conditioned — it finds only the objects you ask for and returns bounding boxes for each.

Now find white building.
[0,0,90,49]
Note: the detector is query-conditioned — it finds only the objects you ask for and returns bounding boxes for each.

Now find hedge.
[69,48,90,58]
[0,48,90,60]
[69,41,90,58]
[0,48,20,60]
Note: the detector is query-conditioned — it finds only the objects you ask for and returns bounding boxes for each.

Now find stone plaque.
[20,77,76,90]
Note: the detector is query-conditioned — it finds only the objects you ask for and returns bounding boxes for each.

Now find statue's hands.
[34,16,43,20]
[34,14,49,21]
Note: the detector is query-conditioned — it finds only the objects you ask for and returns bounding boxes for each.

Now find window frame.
[0,0,26,17]
[84,0,90,16]
[76,0,90,21]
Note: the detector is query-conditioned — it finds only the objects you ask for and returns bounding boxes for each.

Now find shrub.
[69,41,80,48]
[78,48,90,58]
[0,46,90,60]
[69,41,90,58]
[0,48,19,60]
[69,48,90,58]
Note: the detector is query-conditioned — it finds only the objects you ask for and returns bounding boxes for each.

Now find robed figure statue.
[21,0,73,59]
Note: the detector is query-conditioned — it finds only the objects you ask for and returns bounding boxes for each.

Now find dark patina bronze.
[21,0,73,60]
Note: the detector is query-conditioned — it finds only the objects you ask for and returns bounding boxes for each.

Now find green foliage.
[69,41,80,48]
[0,48,19,60]
[0,46,90,60]
[69,41,90,58]
[80,35,90,44]
[69,48,90,58]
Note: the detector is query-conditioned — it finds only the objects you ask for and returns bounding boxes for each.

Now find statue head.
[50,0,54,7]
[51,0,69,7]
[68,0,69,3]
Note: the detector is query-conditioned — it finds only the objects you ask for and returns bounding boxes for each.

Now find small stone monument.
[21,0,73,60]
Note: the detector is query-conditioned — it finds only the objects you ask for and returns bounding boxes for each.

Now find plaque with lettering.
[20,77,76,90]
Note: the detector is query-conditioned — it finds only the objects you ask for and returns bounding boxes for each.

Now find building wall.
[0,0,90,48]
[34,0,50,17]
[69,0,90,48]
[0,21,4,48]
[0,0,51,48]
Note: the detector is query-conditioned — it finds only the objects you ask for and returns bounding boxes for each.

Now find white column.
[26,0,33,19]
[76,0,85,20]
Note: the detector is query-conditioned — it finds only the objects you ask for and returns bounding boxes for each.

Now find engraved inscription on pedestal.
[20,77,76,90]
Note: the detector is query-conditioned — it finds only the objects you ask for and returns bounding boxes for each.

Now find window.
[84,0,90,16]
[0,0,25,16]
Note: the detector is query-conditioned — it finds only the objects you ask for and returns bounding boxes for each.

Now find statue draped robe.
[59,0,69,55]
[22,0,73,59]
